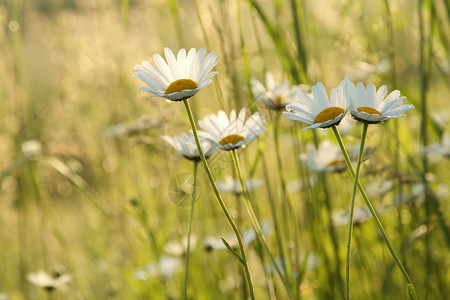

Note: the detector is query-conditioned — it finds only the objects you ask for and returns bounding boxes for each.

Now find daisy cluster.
[133,46,416,182]
[132,47,417,298]
[284,77,414,130]
[134,48,413,138]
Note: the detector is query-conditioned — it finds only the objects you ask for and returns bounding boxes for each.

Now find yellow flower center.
[326,159,345,167]
[357,107,382,116]
[219,134,245,146]
[165,79,198,94]
[314,107,345,124]
[275,96,286,106]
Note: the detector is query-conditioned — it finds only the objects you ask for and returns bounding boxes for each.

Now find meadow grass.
[1,0,449,299]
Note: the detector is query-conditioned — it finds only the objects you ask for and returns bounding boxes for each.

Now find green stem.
[184,161,198,300]
[331,125,416,299]
[231,149,294,300]
[345,123,368,300]
[182,99,255,300]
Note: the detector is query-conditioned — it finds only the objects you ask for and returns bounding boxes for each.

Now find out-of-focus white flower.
[198,108,266,151]
[343,59,390,81]
[332,206,374,226]
[301,140,361,173]
[251,72,309,111]
[216,175,263,195]
[27,271,71,291]
[135,255,182,280]
[105,115,163,137]
[204,221,272,251]
[366,178,395,199]
[134,48,218,101]
[21,140,42,157]
[164,235,198,257]
[425,132,450,158]
[161,132,217,161]
[287,177,318,193]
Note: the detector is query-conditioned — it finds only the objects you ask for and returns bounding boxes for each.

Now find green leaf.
[407,284,417,300]
[221,238,246,267]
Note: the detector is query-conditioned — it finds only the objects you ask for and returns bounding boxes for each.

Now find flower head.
[198,108,266,151]
[301,140,362,173]
[284,80,348,132]
[425,132,450,158]
[164,235,198,256]
[203,221,272,251]
[332,206,374,226]
[251,72,308,111]
[135,255,181,281]
[134,48,218,101]
[27,271,72,292]
[161,132,217,161]
[346,79,414,124]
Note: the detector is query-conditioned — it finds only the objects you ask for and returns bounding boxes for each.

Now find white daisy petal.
[143,64,169,89]
[374,85,387,108]
[311,82,330,110]
[380,97,407,114]
[184,48,196,79]
[153,53,174,83]
[176,48,187,78]
[382,104,415,116]
[283,112,315,125]
[164,47,179,79]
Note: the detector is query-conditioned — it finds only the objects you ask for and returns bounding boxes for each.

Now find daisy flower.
[332,206,374,227]
[346,79,414,124]
[164,235,198,257]
[134,255,182,280]
[301,140,346,173]
[301,140,361,173]
[161,132,217,162]
[198,108,266,151]
[251,72,309,111]
[27,271,72,292]
[216,175,263,195]
[203,221,272,251]
[134,48,218,101]
[284,80,348,132]
[425,132,450,158]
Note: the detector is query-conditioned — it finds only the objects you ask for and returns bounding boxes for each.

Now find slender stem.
[345,123,368,300]
[182,99,255,300]
[331,125,416,297]
[184,161,198,300]
[231,149,294,300]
